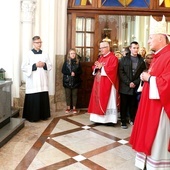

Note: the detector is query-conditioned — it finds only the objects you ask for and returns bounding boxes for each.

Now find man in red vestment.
[88,41,119,124]
[130,15,170,170]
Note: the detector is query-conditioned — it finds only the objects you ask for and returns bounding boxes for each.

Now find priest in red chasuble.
[130,15,170,170]
[88,41,119,124]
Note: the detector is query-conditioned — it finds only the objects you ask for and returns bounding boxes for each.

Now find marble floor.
[0,110,137,170]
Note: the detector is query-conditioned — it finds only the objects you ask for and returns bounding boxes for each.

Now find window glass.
[75,17,94,62]
[101,0,150,8]
[86,33,93,46]
[75,0,92,6]
[86,18,94,31]
[76,33,84,46]
[76,18,85,31]
[85,48,93,62]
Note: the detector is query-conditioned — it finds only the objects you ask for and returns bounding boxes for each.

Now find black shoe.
[121,122,128,129]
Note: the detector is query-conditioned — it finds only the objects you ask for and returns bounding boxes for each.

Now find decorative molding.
[99,15,118,25]
[21,0,36,23]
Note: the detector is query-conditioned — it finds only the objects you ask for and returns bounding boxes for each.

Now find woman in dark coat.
[62,48,82,114]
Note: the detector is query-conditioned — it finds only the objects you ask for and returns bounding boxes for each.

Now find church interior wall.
[0,0,68,114]
[3,0,166,113]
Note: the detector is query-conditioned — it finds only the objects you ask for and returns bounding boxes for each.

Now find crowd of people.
[88,15,170,170]
[21,36,152,125]
[88,41,153,129]
[21,15,170,170]
[130,15,170,170]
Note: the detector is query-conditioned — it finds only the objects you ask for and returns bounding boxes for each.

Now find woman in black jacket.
[62,48,82,114]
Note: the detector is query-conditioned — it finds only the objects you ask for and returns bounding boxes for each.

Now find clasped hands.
[71,72,75,76]
[129,82,136,88]
[36,61,45,68]
[95,61,103,69]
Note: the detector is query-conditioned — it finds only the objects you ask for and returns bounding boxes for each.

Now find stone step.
[11,107,20,118]
[0,118,25,147]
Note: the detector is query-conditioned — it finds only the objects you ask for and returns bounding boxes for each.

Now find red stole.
[130,44,170,155]
[88,52,119,115]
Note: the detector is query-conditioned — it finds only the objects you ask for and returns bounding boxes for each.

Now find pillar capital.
[21,0,36,23]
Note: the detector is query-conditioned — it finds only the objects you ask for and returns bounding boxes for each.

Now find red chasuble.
[130,44,170,155]
[88,52,119,115]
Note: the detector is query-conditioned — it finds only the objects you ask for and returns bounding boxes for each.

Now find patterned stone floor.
[0,110,136,170]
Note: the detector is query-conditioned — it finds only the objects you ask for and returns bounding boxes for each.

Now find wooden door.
[67,13,99,108]
[67,0,170,109]
[77,62,94,108]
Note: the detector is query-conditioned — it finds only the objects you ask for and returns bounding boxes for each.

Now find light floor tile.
[68,113,93,125]
[53,130,115,154]
[89,149,127,170]
[28,142,70,169]
[59,162,91,170]
[93,124,132,139]
[50,119,79,134]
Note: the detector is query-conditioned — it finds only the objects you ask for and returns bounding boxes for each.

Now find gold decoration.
[102,36,112,42]
[81,0,87,5]
[81,0,92,5]
[118,0,133,7]
[165,0,170,7]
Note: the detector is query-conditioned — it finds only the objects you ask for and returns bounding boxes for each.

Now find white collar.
[103,51,110,57]
[155,45,168,54]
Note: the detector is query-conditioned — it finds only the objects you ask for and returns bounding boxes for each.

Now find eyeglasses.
[100,46,108,50]
[33,42,42,44]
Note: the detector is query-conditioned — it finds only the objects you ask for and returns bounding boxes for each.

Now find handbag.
[63,75,70,83]
[63,75,74,88]
[137,81,143,92]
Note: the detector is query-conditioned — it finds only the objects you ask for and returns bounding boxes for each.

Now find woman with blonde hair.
[62,48,82,114]
[139,47,147,58]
